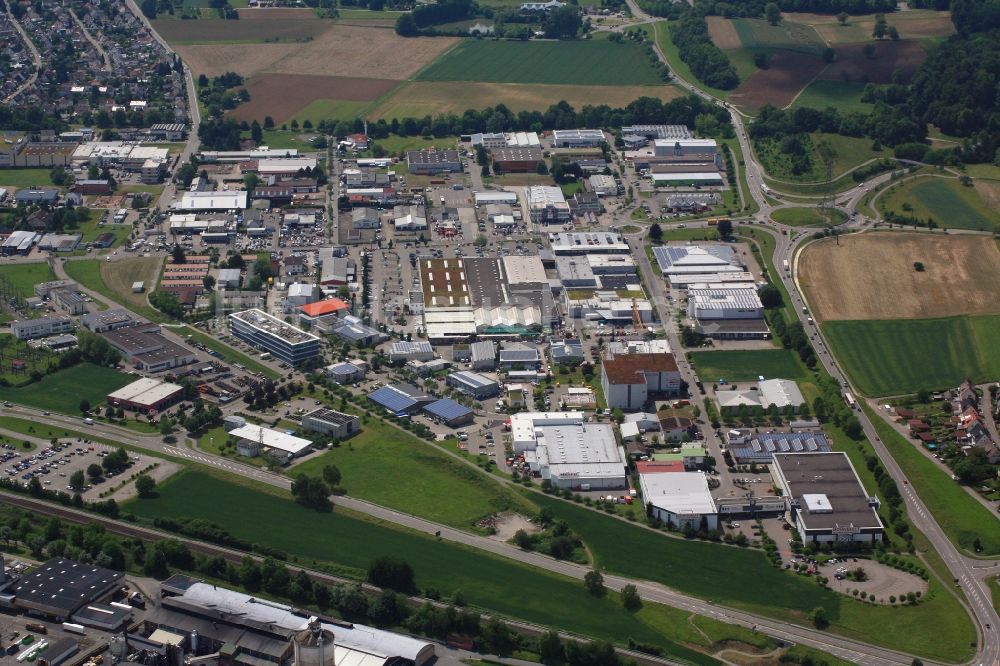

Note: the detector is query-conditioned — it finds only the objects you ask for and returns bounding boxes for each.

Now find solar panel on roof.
[369,386,417,412]
[423,399,472,421]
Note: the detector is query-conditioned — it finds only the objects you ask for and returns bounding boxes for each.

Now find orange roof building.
[300,298,349,319]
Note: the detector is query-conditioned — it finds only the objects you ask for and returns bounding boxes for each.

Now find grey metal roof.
[423,398,473,422]
[449,370,497,389]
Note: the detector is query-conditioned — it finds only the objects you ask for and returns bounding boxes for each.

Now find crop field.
[237,7,316,19]
[291,100,374,124]
[800,233,1000,321]
[731,18,826,55]
[0,363,131,414]
[529,494,974,662]
[229,74,396,124]
[687,349,807,383]
[706,16,741,49]
[125,470,728,665]
[416,40,665,85]
[864,403,1000,557]
[879,177,1000,232]
[729,51,825,111]
[172,42,303,78]
[823,315,1000,395]
[152,17,331,43]
[369,81,683,119]
[820,40,927,84]
[806,10,955,44]
[292,416,535,529]
[790,80,872,113]
[0,263,55,297]
[770,207,846,227]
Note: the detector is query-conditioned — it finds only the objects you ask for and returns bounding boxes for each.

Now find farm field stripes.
[368,81,684,120]
[731,18,826,55]
[416,40,666,85]
[151,17,332,43]
[228,74,397,124]
[879,177,1000,232]
[125,470,719,665]
[822,315,1000,396]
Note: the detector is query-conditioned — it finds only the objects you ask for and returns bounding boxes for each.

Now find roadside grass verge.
[862,402,1000,557]
[770,207,846,227]
[126,469,746,665]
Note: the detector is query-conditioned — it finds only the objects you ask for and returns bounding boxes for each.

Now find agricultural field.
[800,233,1000,321]
[878,177,1000,232]
[0,263,56,298]
[864,403,1000,557]
[820,40,928,85]
[770,207,846,227]
[369,81,683,120]
[416,40,666,85]
[757,132,891,184]
[0,363,132,414]
[824,315,1000,395]
[0,168,58,190]
[731,18,826,55]
[790,80,873,113]
[687,349,808,383]
[805,10,955,44]
[729,51,826,111]
[125,470,736,665]
[292,416,533,529]
[229,75,397,124]
[291,100,374,125]
[152,17,332,43]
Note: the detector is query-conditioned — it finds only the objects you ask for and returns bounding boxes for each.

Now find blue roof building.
[727,430,831,465]
[369,383,433,415]
[423,398,474,427]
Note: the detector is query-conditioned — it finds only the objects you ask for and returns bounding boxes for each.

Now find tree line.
[669,13,740,90]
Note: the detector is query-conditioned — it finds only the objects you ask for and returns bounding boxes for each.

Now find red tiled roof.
[300,298,349,317]
[602,353,678,385]
[636,461,684,474]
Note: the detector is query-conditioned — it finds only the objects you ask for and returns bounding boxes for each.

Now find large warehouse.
[639,471,719,531]
[772,452,883,545]
[12,558,124,622]
[726,430,832,465]
[652,245,743,282]
[107,377,184,414]
[601,352,681,410]
[509,412,626,490]
[229,309,320,366]
[301,408,360,440]
[229,424,313,462]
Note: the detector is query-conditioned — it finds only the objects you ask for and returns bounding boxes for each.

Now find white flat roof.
[640,471,717,515]
[107,377,183,406]
[651,172,722,181]
[509,411,585,446]
[502,255,547,284]
[179,191,248,211]
[228,424,312,455]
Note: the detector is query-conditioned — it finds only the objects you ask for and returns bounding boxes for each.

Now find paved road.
[4,12,42,104]
[67,6,111,71]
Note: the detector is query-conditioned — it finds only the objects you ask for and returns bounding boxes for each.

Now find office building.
[229,309,320,366]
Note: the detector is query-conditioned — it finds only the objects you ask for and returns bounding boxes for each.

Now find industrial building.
[549,231,630,255]
[325,360,366,384]
[470,340,497,370]
[499,343,541,368]
[299,299,351,324]
[141,576,435,666]
[11,315,73,340]
[601,352,681,410]
[107,377,184,414]
[229,424,313,462]
[474,190,519,206]
[229,309,320,366]
[320,314,386,346]
[422,398,474,427]
[80,308,135,332]
[526,186,570,224]
[726,430,832,465]
[368,383,435,416]
[9,557,125,624]
[103,323,197,373]
[1,230,40,255]
[446,370,500,399]
[492,147,544,173]
[716,378,806,410]
[389,340,434,363]
[587,174,618,197]
[301,408,360,440]
[551,129,605,148]
[511,412,626,489]
[550,338,584,365]
[639,471,719,531]
[687,287,764,320]
[621,124,692,140]
[652,245,743,283]
[772,452,884,544]
[176,191,248,211]
[406,149,463,174]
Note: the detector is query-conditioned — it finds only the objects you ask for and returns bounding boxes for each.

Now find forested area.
[668,13,739,90]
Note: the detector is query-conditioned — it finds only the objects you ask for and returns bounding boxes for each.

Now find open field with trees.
[292,417,535,529]
[823,315,1000,395]
[416,40,666,85]
[64,257,164,321]
[687,349,807,383]
[799,233,1000,321]
[877,177,1000,232]
[790,80,872,113]
[863,403,1000,557]
[756,132,891,184]
[126,469,739,665]
[0,363,131,414]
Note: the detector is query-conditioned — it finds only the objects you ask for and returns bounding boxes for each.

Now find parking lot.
[1,440,142,500]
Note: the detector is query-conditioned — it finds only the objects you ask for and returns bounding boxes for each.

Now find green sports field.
[0,364,131,414]
[790,80,873,113]
[823,314,1000,396]
[879,177,1000,232]
[126,470,723,665]
[292,416,534,529]
[864,403,1000,557]
[417,40,664,85]
[688,349,807,383]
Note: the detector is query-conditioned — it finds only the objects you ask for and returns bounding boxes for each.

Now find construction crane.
[631,298,642,330]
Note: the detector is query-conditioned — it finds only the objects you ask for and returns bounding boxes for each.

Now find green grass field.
[417,40,664,85]
[0,168,59,190]
[174,326,280,380]
[770,207,847,227]
[292,417,534,529]
[126,470,727,665]
[758,133,891,184]
[863,403,1000,557]
[372,134,458,154]
[731,18,826,55]
[335,8,405,18]
[688,349,808,383]
[790,80,873,113]
[879,177,1000,232]
[0,364,131,414]
[63,258,165,321]
[991,576,1000,614]
[823,315,1000,396]
[529,494,974,661]
[292,99,373,125]
[0,263,56,298]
